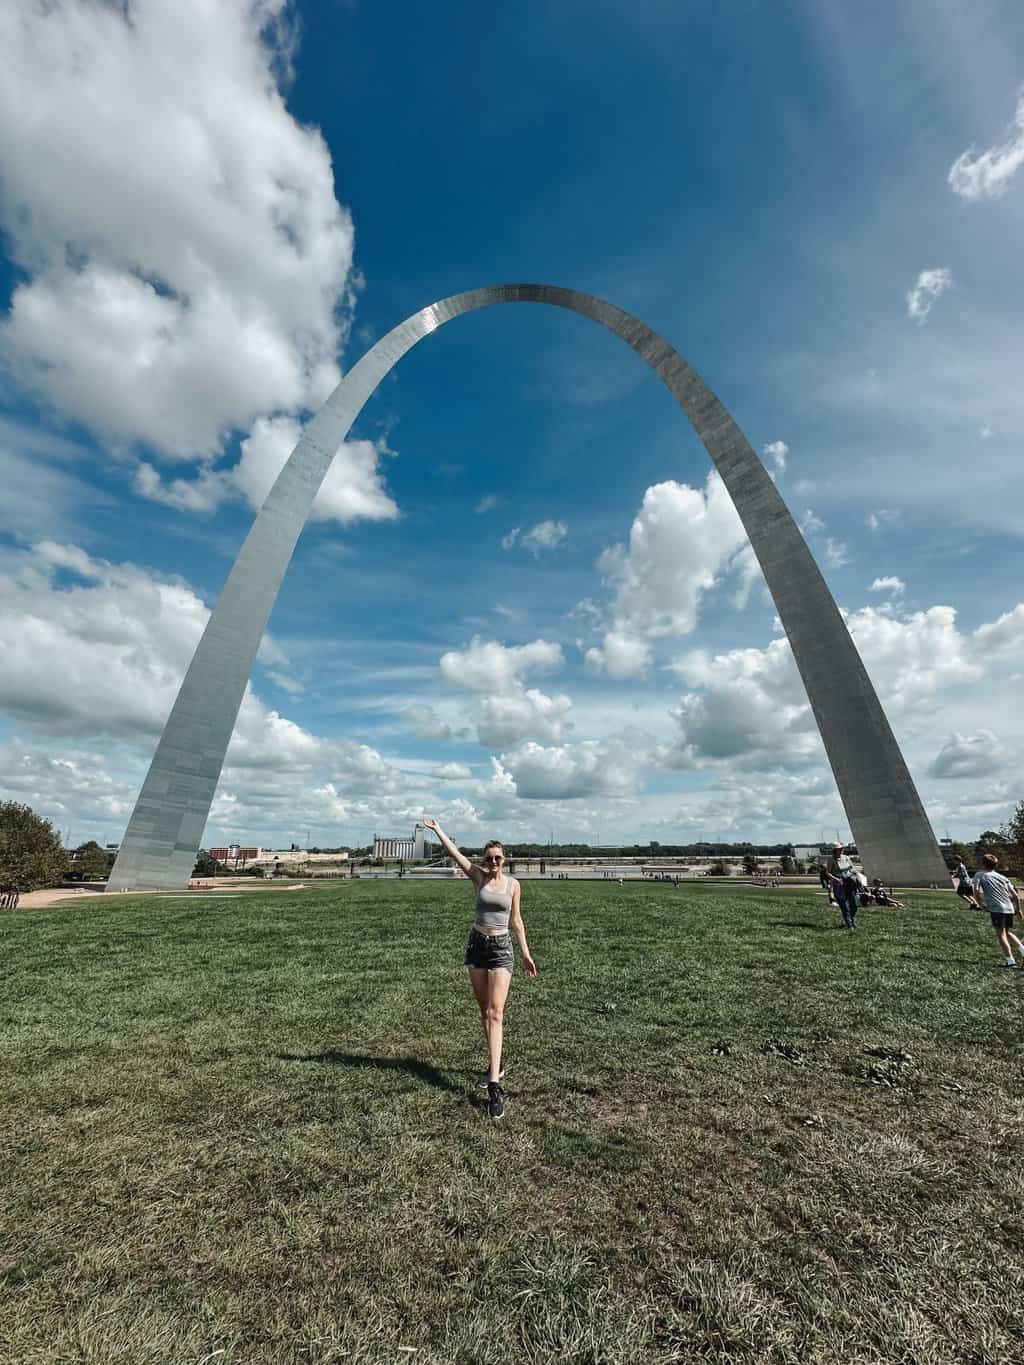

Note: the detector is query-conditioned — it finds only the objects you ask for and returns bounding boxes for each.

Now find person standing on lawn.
[971,852,1024,968]
[826,841,860,929]
[952,858,980,909]
[421,816,537,1120]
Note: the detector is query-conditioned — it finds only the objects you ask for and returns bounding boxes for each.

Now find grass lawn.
[2,879,1022,1364]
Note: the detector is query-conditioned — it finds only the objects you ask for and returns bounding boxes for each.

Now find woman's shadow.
[275,1049,466,1094]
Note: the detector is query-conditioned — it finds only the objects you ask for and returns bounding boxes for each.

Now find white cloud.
[979,425,995,439]
[800,509,825,535]
[584,631,652,680]
[0,0,355,483]
[948,90,1024,201]
[439,638,564,694]
[906,268,952,324]
[662,641,820,771]
[402,705,452,741]
[763,440,789,475]
[433,762,473,781]
[232,416,398,524]
[521,520,568,555]
[866,508,899,532]
[824,538,850,568]
[474,495,499,514]
[870,576,906,596]
[501,528,521,550]
[438,637,570,748]
[595,474,747,640]
[477,689,572,747]
[499,737,644,800]
[928,731,1001,780]
[662,603,986,772]
[973,603,1024,655]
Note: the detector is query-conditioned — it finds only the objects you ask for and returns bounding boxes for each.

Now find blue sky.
[1,0,1023,850]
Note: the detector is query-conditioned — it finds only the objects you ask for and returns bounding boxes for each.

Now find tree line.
[3,799,1024,894]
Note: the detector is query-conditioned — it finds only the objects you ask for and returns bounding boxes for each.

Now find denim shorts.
[465,928,514,973]
[990,911,1015,930]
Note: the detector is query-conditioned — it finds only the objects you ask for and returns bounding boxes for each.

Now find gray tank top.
[474,876,516,932]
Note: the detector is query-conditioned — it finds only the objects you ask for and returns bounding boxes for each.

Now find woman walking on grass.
[421,817,538,1121]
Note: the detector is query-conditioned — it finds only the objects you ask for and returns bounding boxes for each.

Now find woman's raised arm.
[421,817,482,884]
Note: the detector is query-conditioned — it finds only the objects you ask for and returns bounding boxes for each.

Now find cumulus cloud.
[0,1,395,527]
[584,631,652,681]
[0,1,349,453]
[661,641,820,771]
[438,637,570,747]
[477,689,572,747]
[763,440,789,475]
[662,603,986,772]
[0,539,418,844]
[870,576,906,597]
[948,90,1024,201]
[521,520,568,555]
[973,603,1024,655]
[499,737,644,799]
[501,520,568,555]
[231,416,398,523]
[402,704,452,741]
[475,495,500,514]
[596,474,748,640]
[439,638,564,694]
[906,268,952,324]
[433,762,473,781]
[824,538,850,568]
[928,731,1001,780]
[866,508,899,532]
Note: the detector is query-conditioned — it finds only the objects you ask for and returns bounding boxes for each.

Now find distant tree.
[999,802,1024,876]
[742,853,759,876]
[0,801,69,893]
[71,840,113,881]
[940,840,973,872]
[976,829,1006,848]
[780,854,796,875]
[192,849,218,877]
[708,859,728,877]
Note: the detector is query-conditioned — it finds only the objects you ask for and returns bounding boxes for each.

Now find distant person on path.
[952,858,979,909]
[971,853,1024,968]
[826,842,860,930]
[421,817,537,1120]
[818,864,835,905]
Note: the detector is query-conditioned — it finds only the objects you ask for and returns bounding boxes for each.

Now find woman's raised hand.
[421,816,441,833]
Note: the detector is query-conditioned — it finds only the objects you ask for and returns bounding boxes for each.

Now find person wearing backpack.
[826,841,860,930]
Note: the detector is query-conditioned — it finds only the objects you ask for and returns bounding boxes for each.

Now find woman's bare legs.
[486,968,512,1082]
[469,967,491,1050]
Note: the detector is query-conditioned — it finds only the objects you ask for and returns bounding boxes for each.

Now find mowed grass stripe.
[1,881,1022,1364]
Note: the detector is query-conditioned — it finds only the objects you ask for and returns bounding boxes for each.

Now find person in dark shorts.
[952,859,979,909]
[422,817,537,1119]
[971,853,1024,968]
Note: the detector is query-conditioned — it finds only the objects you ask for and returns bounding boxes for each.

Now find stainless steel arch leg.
[108,285,947,890]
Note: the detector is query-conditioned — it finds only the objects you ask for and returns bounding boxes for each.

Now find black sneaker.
[487,1082,506,1120]
[476,1066,506,1089]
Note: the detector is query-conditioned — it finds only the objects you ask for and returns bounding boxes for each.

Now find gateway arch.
[108,285,948,891]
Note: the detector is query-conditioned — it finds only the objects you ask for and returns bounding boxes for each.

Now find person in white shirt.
[971,852,1024,968]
